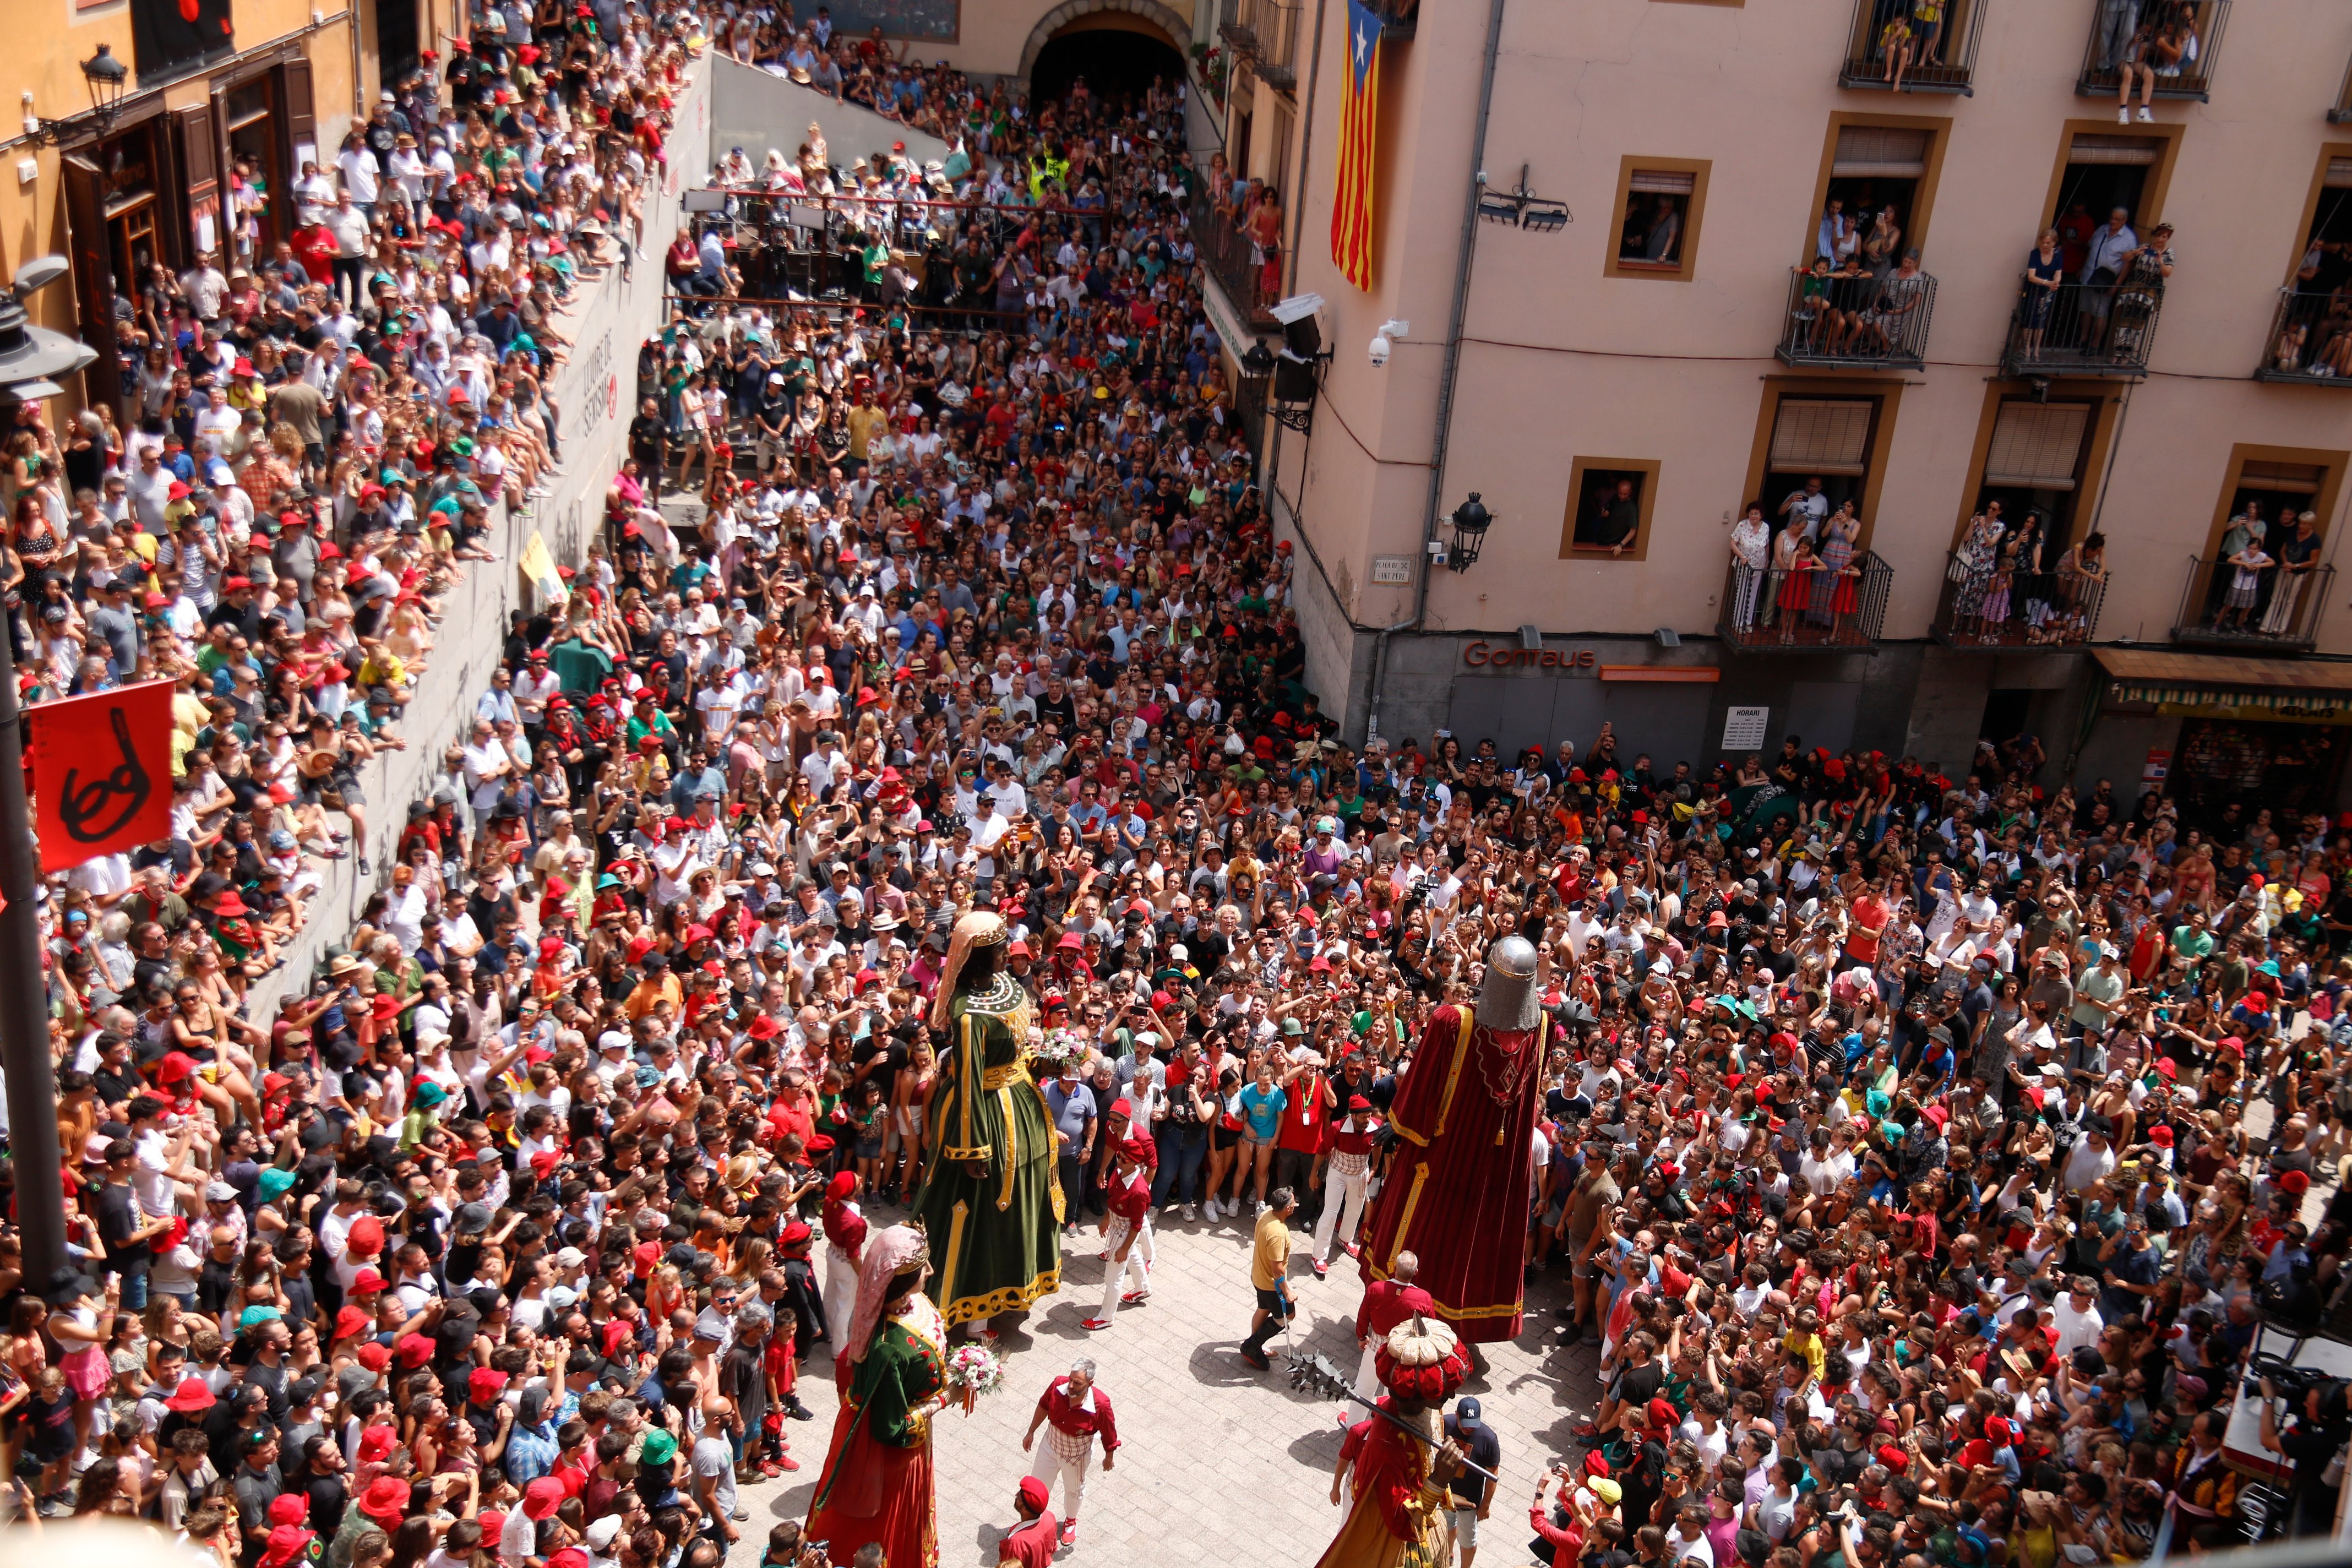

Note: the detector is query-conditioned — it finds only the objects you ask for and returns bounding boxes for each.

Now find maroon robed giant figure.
[1358,935,1547,1344]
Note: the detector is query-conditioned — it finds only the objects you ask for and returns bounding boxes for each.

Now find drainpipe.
[1364,0,1506,743]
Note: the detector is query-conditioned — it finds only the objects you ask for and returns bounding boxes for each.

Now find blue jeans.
[1152,1124,1208,1206]
[114,1268,150,1311]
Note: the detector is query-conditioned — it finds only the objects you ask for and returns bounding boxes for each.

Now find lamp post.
[0,259,104,1286]
[1445,492,1494,572]
[22,43,130,147]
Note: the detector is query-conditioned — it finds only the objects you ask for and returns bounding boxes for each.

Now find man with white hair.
[1020,1357,1120,1547]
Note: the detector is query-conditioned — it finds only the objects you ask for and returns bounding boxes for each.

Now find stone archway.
[1019,0,1193,81]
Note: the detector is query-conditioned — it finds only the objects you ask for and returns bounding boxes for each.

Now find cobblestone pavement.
[727,1200,1603,1568]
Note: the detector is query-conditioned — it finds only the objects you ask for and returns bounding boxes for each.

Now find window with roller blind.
[1755,394,1885,546]
[1805,118,1946,268]
[1967,398,2100,550]
[1605,156,1711,281]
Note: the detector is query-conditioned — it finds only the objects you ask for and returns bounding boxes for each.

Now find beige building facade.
[1213,0,2352,816]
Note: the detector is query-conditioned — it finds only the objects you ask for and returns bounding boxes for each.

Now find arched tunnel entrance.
[1028,22,1188,115]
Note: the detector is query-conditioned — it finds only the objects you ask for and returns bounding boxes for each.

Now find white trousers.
[825,1245,859,1351]
[1313,1168,1369,1264]
[1095,1215,1153,1321]
[1027,1434,1094,1517]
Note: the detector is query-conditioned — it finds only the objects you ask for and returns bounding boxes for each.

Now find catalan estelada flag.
[1330,0,1382,290]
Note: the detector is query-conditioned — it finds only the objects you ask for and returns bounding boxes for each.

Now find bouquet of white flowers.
[944,1344,1004,1414]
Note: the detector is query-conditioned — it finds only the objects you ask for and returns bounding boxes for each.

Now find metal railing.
[1837,0,1985,94]
[1776,266,1936,369]
[1240,0,1303,86]
[660,293,1028,334]
[1931,552,2107,649]
[2077,0,2228,102]
[2253,287,2352,385]
[2171,554,2334,650]
[2001,275,2163,377]
[1217,0,1259,54]
[1190,185,1273,323]
[1718,551,1893,652]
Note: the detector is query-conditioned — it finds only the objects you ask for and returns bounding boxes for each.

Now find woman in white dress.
[1728,504,1772,631]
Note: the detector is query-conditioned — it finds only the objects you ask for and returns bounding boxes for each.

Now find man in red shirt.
[1021,1359,1120,1545]
[1844,877,1890,975]
[1313,1093,1379,1278]
[1082,1138,1154,1330]
[998,1476,1059,1567]
[1351,1251,1437,1402]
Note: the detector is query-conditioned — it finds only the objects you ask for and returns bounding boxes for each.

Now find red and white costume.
[1027,1376,1121,1520]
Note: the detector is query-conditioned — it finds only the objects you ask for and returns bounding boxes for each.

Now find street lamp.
[22,44,131,147]
[1446,492,1494,572]
[1239,337,1277,382]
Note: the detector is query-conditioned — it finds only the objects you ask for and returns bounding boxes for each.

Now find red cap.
[357,1475,410,1523]
[469,1366,509,1403]
[1018,1476,1052,1513]
[524,1476,565,1520]
[349,1267,388,1295]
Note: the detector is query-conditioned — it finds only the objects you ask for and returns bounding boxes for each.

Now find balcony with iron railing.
[1718,552,1893,653]
[2001,275,2162,378]
[1776,265,1936,370]
[1930,554,2108,650]
[1216,0,1257,55]
[1244,0,1303,88]
[1837,0,1985,94]
[2253,288,2352,385]
[2078,0,2228,102]
[1190,185,1276,326]
[2171,555,2334,650]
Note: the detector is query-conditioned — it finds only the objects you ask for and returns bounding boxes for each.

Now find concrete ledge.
[241,55,713,1018]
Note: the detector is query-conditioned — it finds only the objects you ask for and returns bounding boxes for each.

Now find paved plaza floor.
[728,1201,1602,1568]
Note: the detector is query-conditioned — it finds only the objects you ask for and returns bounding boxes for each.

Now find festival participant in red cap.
[1081,1137,1155,1331]
[1313,1314,1470,1568]
[998,1475,1060,1568]
[1313,1091,1380,1278]
[1020,1357,1120,1545]
[822,1169,867,1355]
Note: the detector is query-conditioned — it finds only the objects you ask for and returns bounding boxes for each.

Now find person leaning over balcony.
[2052,533,2108,640]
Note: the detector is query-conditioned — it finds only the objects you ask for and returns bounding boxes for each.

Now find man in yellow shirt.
[1239,1186,1299,1370]
[845,391,888,471]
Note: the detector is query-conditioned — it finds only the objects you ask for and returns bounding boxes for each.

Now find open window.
[1810,123,1935,265]
[1972,399,2099,549]
[1753,394,1887,552]
[1605,157,1709,281]
[1560,458,1662,559]
[2044,127,2181,251]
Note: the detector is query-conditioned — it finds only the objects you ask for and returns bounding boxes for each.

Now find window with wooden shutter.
[2236,460,2325,494]
[1832,125,1931,178]
[1629,169,1696,196]
[2066,134,2160,166]
[1981,402,2091,490]
[2324,156,2352,189]
[1767,399,1876,477]
[284,57,317,151]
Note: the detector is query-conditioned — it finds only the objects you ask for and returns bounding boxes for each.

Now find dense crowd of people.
[7,4,2352,1567]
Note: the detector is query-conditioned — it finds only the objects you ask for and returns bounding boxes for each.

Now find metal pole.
[0,610,66,1286]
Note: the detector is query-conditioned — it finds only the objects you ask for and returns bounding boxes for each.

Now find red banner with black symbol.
[29,680,175,873]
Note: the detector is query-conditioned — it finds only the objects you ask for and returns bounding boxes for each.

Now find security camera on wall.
[1368,319,1409,368]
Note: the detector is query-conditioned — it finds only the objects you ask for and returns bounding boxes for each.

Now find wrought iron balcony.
[1930,552,2107,650]
[1216,0,1257,55]
[1776,266,1936,370]
[1837,0,1984,94]
[2171,554,2333,650]
[2253,288,2352,385]
[2077,0,2228,102]
[1718,551,1892,653]
[1251,0,1302,88]
[2000,275,2162,378]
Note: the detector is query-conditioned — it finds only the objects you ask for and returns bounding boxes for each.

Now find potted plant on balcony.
[1191,41,1228,110]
